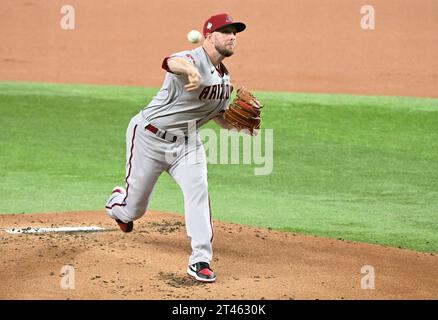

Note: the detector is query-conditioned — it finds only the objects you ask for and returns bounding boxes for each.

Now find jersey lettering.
[198,86,210,100]
[208,85,218,99]
[199,84,233,101]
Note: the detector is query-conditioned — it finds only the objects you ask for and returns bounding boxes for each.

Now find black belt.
[145,124,187,143]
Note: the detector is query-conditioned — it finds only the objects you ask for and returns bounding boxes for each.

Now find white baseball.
[187,30,202,43]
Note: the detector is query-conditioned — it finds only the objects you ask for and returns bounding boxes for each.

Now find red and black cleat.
[187,262,216,283]
[115,219,134,233]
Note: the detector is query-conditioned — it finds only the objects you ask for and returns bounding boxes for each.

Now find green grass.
[1,81,438,252]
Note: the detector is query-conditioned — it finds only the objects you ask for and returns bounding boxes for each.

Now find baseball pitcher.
[105,13,262,282]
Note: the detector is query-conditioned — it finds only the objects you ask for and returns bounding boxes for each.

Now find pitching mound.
[0,211,437,300]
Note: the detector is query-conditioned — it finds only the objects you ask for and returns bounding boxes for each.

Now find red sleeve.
[162,53,196,73]
[162,56,175,73]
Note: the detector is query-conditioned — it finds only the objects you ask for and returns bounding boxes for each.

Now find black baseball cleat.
[187,262,216,283]
[115,219,133,233]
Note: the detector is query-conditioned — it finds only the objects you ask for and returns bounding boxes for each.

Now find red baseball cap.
[203,13,246,36]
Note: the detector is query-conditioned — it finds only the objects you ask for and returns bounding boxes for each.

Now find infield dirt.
[1,0,438,97]
[1,211,437,299]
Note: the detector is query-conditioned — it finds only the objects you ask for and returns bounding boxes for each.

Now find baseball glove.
[223,87,263,135]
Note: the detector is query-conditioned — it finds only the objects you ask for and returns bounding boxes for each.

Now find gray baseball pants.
[105,112,213,266]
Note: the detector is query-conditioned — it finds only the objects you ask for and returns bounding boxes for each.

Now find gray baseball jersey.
[106,45,233,267]
[141,46,233,134]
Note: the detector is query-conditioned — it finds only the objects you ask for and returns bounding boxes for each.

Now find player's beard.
[215,42,234,57]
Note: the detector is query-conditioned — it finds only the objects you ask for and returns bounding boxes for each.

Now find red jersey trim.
[161,56,175,73]
[162,54,196,74]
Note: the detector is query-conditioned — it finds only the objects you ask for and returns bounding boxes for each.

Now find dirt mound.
[0,211,437,299]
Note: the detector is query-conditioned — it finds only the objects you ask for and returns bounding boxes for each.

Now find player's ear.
[205,32,213,42]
